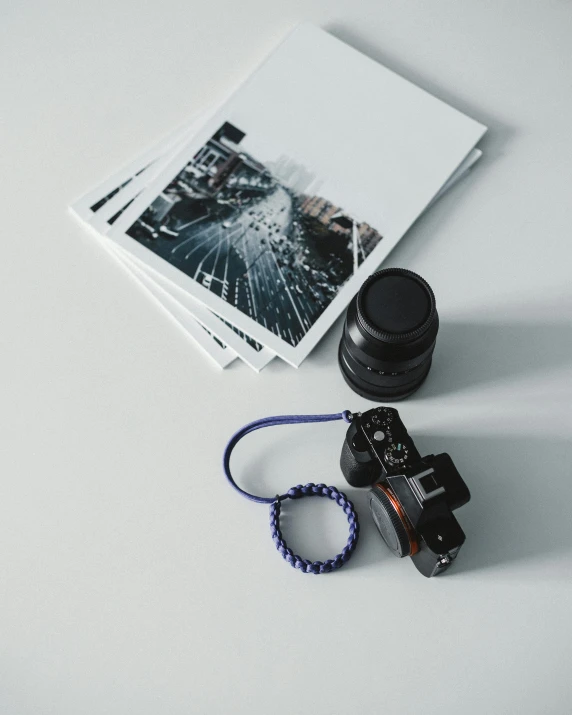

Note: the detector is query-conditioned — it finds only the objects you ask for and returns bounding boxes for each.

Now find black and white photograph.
[125,121,384,349]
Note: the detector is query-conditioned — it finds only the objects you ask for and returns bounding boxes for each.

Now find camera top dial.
[384,442,409,466]
[359,406,421,476]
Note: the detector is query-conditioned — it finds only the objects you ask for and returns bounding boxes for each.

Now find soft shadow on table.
[417,319,572,399]
[412,432,572,578]
[310,315,572,400]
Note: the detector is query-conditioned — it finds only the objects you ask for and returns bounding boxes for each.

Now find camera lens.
[338,268,439,401]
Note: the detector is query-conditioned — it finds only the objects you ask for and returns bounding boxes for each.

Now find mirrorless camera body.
[340,406,471,577]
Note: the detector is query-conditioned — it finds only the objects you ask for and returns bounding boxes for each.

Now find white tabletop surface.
[2,2,572,713]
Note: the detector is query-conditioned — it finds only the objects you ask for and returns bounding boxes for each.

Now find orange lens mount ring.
[373,482,419,556]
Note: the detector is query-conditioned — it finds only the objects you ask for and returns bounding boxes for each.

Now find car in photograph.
[159,225,179,238]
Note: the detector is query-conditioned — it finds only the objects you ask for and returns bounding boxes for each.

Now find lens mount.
[368,483,418,558]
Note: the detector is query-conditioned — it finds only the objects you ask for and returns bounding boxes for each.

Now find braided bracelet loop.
[223,410,359,574]
[270,483,360,574]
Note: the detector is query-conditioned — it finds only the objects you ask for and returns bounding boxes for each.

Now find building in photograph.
[188,123,274,197]
[266,155,321,195]
[299,195,382,257]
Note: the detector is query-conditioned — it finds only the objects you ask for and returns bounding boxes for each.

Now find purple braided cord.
[223,410,353,503]
[222,410,359,574]
[270,483,360,574]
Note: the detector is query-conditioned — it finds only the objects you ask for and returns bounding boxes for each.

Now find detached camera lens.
[339,268,439,401]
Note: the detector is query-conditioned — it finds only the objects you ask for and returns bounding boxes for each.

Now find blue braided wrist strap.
[223,410,360,574]
[270,483,359,574]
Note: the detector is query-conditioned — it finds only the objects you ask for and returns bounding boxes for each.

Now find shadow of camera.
[413,432,572,578]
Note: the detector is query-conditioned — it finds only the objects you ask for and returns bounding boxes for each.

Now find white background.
[1,2,571,713]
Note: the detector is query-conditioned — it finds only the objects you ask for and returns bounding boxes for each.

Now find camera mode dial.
[384,442,409,466]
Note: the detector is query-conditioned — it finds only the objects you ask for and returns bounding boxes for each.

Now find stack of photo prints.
[70,24,487,371]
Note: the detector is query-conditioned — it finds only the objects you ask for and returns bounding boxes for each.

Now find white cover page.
[109,23,487,366]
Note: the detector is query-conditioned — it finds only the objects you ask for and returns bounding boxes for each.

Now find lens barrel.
[339,268,439,401]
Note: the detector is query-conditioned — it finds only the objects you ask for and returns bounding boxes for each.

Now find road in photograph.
[132,186,327,346]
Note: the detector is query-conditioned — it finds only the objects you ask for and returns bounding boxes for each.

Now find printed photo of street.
[126,122,384,347]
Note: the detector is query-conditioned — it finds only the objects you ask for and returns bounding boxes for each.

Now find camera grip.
[340,423,382,488]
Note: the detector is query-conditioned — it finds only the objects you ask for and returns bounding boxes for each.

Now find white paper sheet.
[108,24,486,366]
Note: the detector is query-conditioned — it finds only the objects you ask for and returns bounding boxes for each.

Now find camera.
[340,406,470,577]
